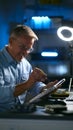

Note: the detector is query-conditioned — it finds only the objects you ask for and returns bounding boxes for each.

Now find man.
[0,25,57,112]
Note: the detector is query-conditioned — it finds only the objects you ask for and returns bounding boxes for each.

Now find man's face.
[8,36,35,61]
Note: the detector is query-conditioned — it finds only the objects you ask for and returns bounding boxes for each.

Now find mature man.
[0,25,57,112]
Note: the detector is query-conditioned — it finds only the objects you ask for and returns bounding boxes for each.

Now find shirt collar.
[3,45,18,64]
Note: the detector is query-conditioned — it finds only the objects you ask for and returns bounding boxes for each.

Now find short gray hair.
[10,24,38,40]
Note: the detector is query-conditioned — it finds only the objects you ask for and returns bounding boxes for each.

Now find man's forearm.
[13,78,35,97]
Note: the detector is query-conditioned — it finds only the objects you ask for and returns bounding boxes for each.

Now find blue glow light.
[41,51,58,57]
[48,63,68,76]
[30,16,52,29]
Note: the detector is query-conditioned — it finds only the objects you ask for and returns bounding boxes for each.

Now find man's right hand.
[29,67,47,82]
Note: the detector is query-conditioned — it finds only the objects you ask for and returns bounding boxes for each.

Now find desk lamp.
[57,26,73,92]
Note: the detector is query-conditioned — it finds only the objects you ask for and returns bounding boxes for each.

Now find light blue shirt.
[0,46,45,112]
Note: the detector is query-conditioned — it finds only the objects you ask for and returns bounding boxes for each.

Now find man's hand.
[46,80,58,89]
[29,67,47,82]
[43,80,62,93]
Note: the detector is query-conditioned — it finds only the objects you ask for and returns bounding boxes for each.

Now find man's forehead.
[18,35,35,42]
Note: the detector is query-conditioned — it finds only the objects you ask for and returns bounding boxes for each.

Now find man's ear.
[9,37,14,45]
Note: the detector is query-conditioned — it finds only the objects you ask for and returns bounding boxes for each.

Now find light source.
[41,51,58,57]
[30,16,52,29]
[57,26,73,41]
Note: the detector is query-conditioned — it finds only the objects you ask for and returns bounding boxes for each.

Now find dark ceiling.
[0,0,73,25]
